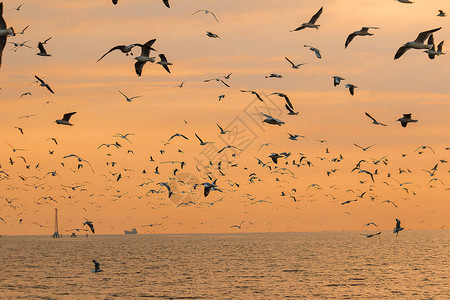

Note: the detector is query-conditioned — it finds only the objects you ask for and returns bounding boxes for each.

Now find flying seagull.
[195,133,213,146]
[118,90,142,102]
[397,113,418,127]
[285,57,306,69]
[304,45,321,59]
[230,221,244,229]
[192,10,219,23]
[291,7,323,31]
[204,77,230,87]
[353,143,375,151]
[394,28,441,60]
[206,31,220,39]
[0,2,16,68]
[55,112,76,126]
[240,90,263,102]
[157,54,172,73]
[260,113,285,126]
[393,218,404,237]
[437,10,446,17]
[345,84,357,95]
[424,34,445,59]
[34,75,54,94]
[332,76,345,87]
[83,220,95,233]
[92,260,102,273]
[36,42,51,56]
[97,40,152,62]
[365,112,387,126]
[345,27,379,48]
[134,40,157,76]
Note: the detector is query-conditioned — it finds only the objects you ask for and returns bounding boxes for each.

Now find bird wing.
[162,0,170,8]
[365,112,377,122]
[283,95,294,110]
[284,57,295,66]
[38,42,47,54]
[159,54,171,73]
[345,33,356,48]
[314,49,322,59]
[216,123,224,132]
[210,11,219,22]
[96,45,124,62]
[218,79,230,87]
[415,27,441,43]
[34,75,45,84]
[62,112,76,121]
[285,103,295,114]
[254,91,263,102]
[394,45,411,60]
[195,133,204,143]
[437,41,444,52]
[134,61,145,76]
[0,36,6,68]
[192,10,203,15]
[45,84,55,94]
[309,7,323,24]
[0,3,5,28]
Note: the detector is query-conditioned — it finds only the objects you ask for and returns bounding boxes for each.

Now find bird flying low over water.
[394,28,441,60]
[345,27,379,48]
[55,112,76,126]
[397,113,418,127]
[83,220,95,233]
[393,218,404,237]
[92,260,102,273]
[291,7,323,31]
[0,2,16,68]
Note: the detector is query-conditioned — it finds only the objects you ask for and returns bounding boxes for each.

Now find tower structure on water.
[52,208,61,238]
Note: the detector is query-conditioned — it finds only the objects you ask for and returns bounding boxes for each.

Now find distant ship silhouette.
[124,228,137,234]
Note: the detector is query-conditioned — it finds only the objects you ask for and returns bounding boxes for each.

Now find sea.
[0,230,448,299]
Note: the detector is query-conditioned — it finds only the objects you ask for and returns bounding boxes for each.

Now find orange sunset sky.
[0,0,449,235]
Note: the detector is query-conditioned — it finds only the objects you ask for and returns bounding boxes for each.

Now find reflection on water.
[1,230,448,298]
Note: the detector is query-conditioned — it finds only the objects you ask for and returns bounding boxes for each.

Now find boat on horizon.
[124,228,137,234]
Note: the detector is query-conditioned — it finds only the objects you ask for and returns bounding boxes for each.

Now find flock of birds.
[0,1,448,267]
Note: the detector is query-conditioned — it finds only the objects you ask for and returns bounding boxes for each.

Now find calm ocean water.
[1,230,448,299]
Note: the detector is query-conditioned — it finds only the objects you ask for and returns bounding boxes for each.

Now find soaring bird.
[304,45,322,59]
[240,90,263,102]
[118,90,143,102]
[230,221,244,229]
[202,181,218,197]
[394,28,441,60]
[365,112,387,126]
[34,75,54,94]
[393,218,404,237]
[97,41,150,62]
[345,27,379,48]
[83,220,95,233]
[204,77,230,87]
[192,9,219,23]
[291,7,323,31]
[55,112,77,126]
[260,113,285,126]
[437,10,446,17]
[206,31,220,39]
[397,113,418,127]
[134,40,157,76]
[285,57,306,69]
[353,143,375,151]
[0,2,16,68]
[195,133,213,146]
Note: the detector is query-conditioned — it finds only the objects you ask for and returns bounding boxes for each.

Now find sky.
[0,0,449,235]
